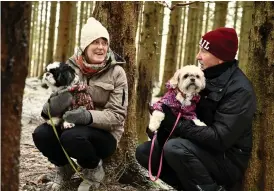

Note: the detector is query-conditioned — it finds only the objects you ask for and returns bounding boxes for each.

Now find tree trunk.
[136,2,158,142]
[204,2,210,34]
[1,2,31,190]
[45,1,57,66]
[36,1,44,76]
[54,2,72,62]
[28,2,34,77]
[136,2,144,66]
[38,1,48,78]
[31,2,39,77]
[158,2,183,96]
[238,2,253,72]
[183,3,199,67]
[243,2,274,191]
[94,2,149,186]
[77,2,84,47]
[196,2,205,55]
[154,3,165,86]
[179,6,187,67]
[233,1,239,29]
[68,1,77,57]
[212,2,228,29]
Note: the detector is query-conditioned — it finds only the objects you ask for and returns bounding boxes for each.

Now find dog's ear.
[169,69,181,88]
[57,64,76,86]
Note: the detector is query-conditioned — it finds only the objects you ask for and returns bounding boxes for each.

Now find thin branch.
[156,1,199,10]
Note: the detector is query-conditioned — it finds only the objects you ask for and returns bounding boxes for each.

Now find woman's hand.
[63,107,93,125]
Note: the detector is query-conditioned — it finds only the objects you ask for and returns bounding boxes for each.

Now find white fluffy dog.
[149,65,206,132]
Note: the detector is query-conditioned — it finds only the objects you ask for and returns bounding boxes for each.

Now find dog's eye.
[184,74,189,79]
[196,75,200,79]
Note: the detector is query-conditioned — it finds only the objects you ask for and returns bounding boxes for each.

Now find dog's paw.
[149,110,165,132]
[192,118,206,126]
[63,121,75,129]
[47,117,61,126]
[148,124,159,132]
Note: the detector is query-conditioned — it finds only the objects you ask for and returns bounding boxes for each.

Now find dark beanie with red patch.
[199,27,238,61]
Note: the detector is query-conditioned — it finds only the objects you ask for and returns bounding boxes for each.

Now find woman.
[33,17,128,191]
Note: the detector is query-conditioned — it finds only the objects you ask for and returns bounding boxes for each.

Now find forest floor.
[19,78,174,191]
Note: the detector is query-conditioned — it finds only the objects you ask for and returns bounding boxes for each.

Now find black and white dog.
[42,62,94,129]
[42,62,80,92]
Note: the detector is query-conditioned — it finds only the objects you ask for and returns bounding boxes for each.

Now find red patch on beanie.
[199,27,238,61]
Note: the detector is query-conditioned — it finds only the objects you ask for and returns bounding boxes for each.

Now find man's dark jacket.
[176,60,256,173]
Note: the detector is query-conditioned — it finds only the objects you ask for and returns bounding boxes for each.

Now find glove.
[157,104,192,147]
[42,91,73,119]
[62,107,93,125]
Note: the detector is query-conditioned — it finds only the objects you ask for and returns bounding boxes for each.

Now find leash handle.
[148,112,182,181]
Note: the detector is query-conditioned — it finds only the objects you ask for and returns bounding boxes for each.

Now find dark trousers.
[33,123,117,169]
[136,138,242,191]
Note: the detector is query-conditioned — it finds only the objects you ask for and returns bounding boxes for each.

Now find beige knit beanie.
[80,17,110,51]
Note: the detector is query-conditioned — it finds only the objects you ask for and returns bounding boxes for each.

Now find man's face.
[196,47,222,70]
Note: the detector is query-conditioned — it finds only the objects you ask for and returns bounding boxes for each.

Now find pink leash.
[148,112,182,181]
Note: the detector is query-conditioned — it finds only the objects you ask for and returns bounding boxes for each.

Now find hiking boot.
[77,159,105,191]
[45,164,75,190]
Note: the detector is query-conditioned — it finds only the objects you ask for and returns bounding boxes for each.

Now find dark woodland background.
[1,1,274,191]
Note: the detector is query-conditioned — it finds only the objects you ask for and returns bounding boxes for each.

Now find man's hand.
[158,104,177,131]
[63,107,93,125]
[157,104,193,147]
[42,92,73,118]
[156,104,177,147]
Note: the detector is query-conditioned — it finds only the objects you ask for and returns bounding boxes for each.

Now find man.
[136,27,256,191]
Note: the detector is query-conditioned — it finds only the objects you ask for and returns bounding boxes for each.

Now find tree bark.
[36,1,44,76]
[183,3,199,67]
[243,2,274,191]
[54,2,72,62]
[238,2,253,72]
[39,1,48,78]
[68,1,77,57]
[158,2,183,96]
[77,2,84,47]
[212,2,228,29]
[94,2,149,186]
[204,2,210,34]
[196,2,205,54]
[154,3,165,86]
[136,2,158,142]
[1,2,31,190]
[45,1,57,66]
[28,2,35,77]
[233,1,239,29]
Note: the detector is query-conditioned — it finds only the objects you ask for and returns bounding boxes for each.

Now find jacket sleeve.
[89,66,128,131]
[179,88,255,152]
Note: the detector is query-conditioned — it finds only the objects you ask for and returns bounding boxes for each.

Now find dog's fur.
[42,62,94,129]
[149,65,206,132]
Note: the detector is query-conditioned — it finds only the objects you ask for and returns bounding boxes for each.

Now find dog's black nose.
[46,73,50,76]
[191,78,195,82]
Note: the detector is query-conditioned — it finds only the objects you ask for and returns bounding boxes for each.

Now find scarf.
[203,60,235,79]
[74,47,110,76]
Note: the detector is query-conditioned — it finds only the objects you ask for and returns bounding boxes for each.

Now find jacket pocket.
[93,82,114,91]
[88,82,114,107]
